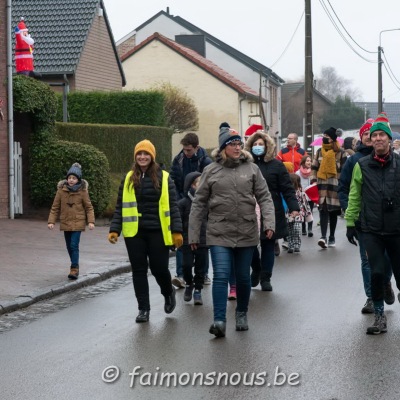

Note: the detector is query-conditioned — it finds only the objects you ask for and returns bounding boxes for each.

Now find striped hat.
[370,113,392,139]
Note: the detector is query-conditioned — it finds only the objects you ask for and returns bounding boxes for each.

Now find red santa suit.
[15,18,35,75]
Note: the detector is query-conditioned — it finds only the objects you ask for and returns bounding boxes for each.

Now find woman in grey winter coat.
[189,124,275,338]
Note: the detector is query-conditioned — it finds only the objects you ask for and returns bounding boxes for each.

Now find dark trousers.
[181,245,206,290]
[319,208,338,238]
[124,230,172,311]
[363,233,400,302]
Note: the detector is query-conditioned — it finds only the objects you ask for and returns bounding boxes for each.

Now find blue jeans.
[358,230,392,298]
[260,238,275,275]
[64,231,81,267]
[210,246,255,321]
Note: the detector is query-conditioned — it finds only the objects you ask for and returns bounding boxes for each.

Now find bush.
[30,140,111,215]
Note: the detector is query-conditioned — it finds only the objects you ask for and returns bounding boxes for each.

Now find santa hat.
[359,118,374,139]
[18,17,28,32]
[245,124,263,137]
[370,113,392,139]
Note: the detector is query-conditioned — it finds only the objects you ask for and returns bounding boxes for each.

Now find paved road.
[1,219,400,399]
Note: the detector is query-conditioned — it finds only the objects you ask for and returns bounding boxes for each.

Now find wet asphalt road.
[1,220,400,399]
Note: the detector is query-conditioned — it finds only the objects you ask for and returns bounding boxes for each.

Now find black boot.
[136,310,150,323]
[260,272,272,291]
[164,287,176,314]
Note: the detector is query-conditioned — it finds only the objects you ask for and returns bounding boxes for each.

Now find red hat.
[245,124,263,137]
[18,17,28,32]
[359,118,374,139]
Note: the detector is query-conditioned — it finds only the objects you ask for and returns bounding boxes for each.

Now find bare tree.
[152,82,199,132]
[315,66,361,101]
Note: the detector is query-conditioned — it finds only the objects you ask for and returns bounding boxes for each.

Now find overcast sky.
[103,0,400,106]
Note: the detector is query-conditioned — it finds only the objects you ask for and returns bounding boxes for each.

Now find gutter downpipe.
[7,0,14,219]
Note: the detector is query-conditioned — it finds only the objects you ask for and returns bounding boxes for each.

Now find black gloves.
[346,227,358,246]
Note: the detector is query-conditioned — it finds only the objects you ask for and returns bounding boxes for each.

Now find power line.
[383,63,400,92]
[381,50,400,85]
[326,0,377,54]
[269,11,304,68]
[318,0,376,63]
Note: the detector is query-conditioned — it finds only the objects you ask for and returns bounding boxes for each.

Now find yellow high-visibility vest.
[122,170,173,245]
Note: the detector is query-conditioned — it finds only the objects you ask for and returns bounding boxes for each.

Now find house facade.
[281,82,333,140]
[12,0,125,92]
[121,33,262,155]
[117,9,283,136]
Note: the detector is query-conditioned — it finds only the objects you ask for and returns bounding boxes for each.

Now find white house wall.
[133,15,281,135]
[123,40,242,157]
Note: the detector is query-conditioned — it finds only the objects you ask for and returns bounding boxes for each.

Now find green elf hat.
[370,112,392,139]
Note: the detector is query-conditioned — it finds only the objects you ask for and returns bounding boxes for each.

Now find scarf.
[66,182,82,192]
[373,151,390,166]
[299,165,311,178]
[317,143,337,180]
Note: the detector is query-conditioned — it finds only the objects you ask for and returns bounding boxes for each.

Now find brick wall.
[0,0,9,218]
[117,35,136,58]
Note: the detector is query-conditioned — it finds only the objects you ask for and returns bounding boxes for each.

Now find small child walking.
[286,173,312,253]
[48,163,95,279]
[178,172,207,305]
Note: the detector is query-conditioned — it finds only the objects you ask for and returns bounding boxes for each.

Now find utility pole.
[304,0,313,151]
[378,45,383,113]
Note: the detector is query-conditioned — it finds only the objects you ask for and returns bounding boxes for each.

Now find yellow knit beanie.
[134,140,156,161]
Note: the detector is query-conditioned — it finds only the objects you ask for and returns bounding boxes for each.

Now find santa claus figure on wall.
[15,17,41,78]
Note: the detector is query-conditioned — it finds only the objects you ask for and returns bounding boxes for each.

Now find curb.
[0,251,177,316]
[0,262,132,316]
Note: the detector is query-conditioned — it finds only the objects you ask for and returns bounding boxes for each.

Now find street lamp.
[378,28,400,113]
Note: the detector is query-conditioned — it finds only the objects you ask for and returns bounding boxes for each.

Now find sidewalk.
[0,218,139,315]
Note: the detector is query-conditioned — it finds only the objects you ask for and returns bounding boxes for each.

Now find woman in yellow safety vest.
[108,140,183,323]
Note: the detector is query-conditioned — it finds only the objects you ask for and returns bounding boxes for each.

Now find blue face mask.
[252,145,265,156]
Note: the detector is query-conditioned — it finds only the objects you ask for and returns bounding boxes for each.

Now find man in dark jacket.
[346,113,400,335]
[170,132,212,288]
[338,119,394,315]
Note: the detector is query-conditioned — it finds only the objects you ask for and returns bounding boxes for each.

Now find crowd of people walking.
[48,112,400,338]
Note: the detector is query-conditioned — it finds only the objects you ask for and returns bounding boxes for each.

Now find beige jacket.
[189,149,275,247]
[48,179,95,231]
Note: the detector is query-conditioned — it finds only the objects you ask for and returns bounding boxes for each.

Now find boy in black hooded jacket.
[178,171,208,305]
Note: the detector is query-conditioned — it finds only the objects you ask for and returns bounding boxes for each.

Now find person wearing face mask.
[189,125,275,337]
[244,130,299,291]
[311,127,347,249]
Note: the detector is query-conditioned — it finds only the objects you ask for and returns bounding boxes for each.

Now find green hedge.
[56,90,166,126]
[13,75,110,215]
[56,122,174,173]
[30,140,111,214]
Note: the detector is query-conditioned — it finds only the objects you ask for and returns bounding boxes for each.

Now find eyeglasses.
[227,141,243,149]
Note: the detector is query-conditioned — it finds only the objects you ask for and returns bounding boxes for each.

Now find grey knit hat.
[219,126,241,151]
[66,162,82,180]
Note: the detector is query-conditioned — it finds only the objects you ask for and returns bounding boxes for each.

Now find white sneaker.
[281,241,289,250]
[318,237,327,249]
[171,276,186,289]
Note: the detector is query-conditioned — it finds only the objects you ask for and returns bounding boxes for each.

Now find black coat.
[245,132,299,239]
[109,168,182,236]
[170,147,212,200]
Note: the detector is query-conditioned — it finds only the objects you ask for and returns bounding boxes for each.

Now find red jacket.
[276,144,307,172]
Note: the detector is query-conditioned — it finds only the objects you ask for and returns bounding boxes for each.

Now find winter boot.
[68,266,79,280]
[260,272,272,292]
